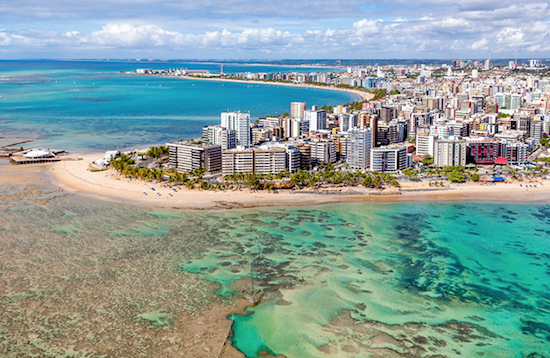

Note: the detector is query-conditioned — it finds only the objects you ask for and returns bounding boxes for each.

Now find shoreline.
[2,153,549,210]
[9,154,546,210]
[132,72,373,102]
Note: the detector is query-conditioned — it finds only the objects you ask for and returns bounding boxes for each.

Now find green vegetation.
[146,146,169,158]
[471,173,480,182]
[498,113,511,118]
[389,90,400,95]
[540,137,549,148]
[448,170,465,183]
[403,167,418,178]
[110,154,165,181]
[422,154,434,166]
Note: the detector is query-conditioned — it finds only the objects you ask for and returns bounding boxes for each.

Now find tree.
[146,146,169,158]
[448,170,465,183]
[471,173,480,182]
[423,155,434,166]
[403,167,418,178]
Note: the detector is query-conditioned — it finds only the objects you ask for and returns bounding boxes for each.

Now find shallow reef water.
[1,185,549,358]
[180,203,550,358]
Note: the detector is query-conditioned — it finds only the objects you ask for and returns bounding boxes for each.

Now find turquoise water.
[1,61,549,358]
[1,183,549,357]
[0,61,355,151]
[179,204,550,358]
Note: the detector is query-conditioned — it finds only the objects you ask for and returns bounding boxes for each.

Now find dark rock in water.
[520,319,550,340]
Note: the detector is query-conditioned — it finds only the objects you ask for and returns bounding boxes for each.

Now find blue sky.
[0,0,548,59]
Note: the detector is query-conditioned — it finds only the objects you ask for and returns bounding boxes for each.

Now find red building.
[468,141,498,164]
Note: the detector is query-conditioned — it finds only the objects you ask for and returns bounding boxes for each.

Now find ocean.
[0,184,548,357]
[0,61,548,358]
[0,60,354,151]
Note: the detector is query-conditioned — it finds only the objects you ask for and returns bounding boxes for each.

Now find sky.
[0,0,549,59]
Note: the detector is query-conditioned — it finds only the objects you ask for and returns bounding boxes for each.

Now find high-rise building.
[221,111,251,148]
[221,147,288,176]
[486,102,498,114]
[370,145,408,172]
[290,118,310,138]
[530,121,544,143]
[504,142,528,164]
[339,113,358,132]
[310,141,336,165]
[305,110,327,131]
[222,149,254,176]
[347,128,372,170]
[167,141,222,173]
[215,127,237,150]
[495,93,512,109]
[510,94,522,110]
[415,129,435,157]
[434,139,467,167]
[466,139,498,164]
[290,102,307,119]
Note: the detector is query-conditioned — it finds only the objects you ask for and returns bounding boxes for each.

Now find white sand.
[42,154,550,210]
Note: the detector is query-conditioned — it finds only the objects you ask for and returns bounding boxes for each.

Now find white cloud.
[0,5,548,58]
[471,38,488,50]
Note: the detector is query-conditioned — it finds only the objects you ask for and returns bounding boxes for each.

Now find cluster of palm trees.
[109,152,400,192]
[224,162,399,190]
[146,146,169,159]
[109,154,166,181]
[287,163,398,188]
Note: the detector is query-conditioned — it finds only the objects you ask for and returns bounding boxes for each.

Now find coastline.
[134,73,373,102]
[3,153,550,358]
[7,154,545,210]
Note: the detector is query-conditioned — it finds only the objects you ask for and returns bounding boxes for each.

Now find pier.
[10,155,62,165]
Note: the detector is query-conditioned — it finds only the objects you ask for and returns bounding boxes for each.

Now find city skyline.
[0,0,549,59]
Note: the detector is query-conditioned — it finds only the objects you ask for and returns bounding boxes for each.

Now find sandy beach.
[138,73,374,102]
[6,154,540,209]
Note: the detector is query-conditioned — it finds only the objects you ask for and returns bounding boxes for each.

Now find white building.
[347,128,372,170]
[221,111,251,148]
[305,110,327,132]
[167,141,222,173]
[290,102,307,119]
[310,141,336,165]
[416,131,436,157]
[339,113,358,132]
[370,145,408,172]
[510,94,522,110]
[433,139,467,167]
[290,118,310,138]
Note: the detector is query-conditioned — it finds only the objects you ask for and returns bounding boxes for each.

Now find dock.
[10,156,62,165]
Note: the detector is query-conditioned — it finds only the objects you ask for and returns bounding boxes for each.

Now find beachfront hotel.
[167,141,222,173]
